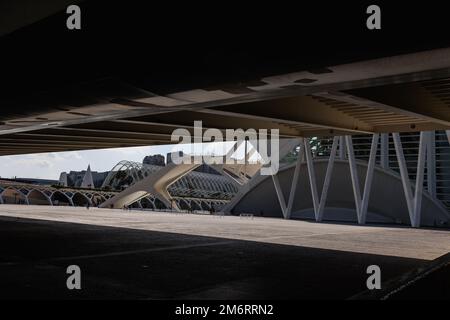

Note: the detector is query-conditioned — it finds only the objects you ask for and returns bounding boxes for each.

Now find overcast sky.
[0,142,242,180]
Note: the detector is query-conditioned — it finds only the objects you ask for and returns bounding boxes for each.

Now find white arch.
[1,186,29,205]
[27,189,52,206]
[91,193,107,205]
[190,199,203,211]
[51,191,74,206]
[226,158,450,227]
[200,200,211,210]
[71,192,92,206]
[101,162,200,210]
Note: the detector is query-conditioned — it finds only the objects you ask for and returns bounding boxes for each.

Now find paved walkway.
[1,205,449,260]
[0,205,448,299]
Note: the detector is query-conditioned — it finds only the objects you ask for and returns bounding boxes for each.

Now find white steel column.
[272,139,304,219]
[413,132,428,228]
[339,136,346,160]
[345,136,361,221]
[244,138,248,177]
[345,134,379,225]
[446,130,450,145]
[316,137,339,221]
[392,133,414,217]
[271,169,289,219]
[380,133,389,169]
[361,134,379,224]
[286,139,305,219]
[304,138,320,220]
[426,131,436,199]
[392,132,429,228]
[304,136,339,222]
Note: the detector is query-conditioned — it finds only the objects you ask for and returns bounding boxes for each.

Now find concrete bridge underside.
[2,49,450,156]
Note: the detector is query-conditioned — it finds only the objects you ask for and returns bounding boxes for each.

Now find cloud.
[0,142,231,180]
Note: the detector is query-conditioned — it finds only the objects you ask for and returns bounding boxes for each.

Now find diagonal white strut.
[286,139,305,219]
[272,174,287,218]
[304,136,339,222]
[426,132,436,198]
[392,132,430,228]
[380,133,389,169]
[272,139,304,219]
[345,134,379,225]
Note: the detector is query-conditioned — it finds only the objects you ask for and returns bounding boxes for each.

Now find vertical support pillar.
[339,136,346,160]
[286,139,305,219]
[360,134,379,225]
[244,138,248,178]
[426,131,436,199]
[345,135,362,220]
[392,132,414,219]
[392,132,429,228]
[271,139,304,219]
[304,136,339,222]
[345,134,379,225]
[272,171,288,219]
[413,132,428,228]
[316,136,339,222]
[304,138,320,220]
[446,130,450,144]
[380,133,389,169]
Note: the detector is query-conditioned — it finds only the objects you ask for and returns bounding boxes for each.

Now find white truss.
[345,134,379,225]
[269,131,441,227]
[393,132,431,228]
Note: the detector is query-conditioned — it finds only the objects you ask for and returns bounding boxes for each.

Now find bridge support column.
[427,131,436,199]
[304,136,340,222]
[446,130,450,144]
[345,134,379,225]
[285,139,305,219]
[393,132,431,228]
[271,174,287,218]
[272,139,305,220]
[339,136,346,160]
[380,133,389,169]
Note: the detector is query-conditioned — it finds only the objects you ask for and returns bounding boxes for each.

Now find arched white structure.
[50,191,73,206]
[226,134,450,228]
[27,189,52,205]
[71,192,92,206]
[1,187,28,205]
[101,161,201,209]
[0,181,118,208]
[100,139,300,211]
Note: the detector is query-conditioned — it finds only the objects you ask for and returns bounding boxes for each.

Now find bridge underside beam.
[1,88,449,156]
